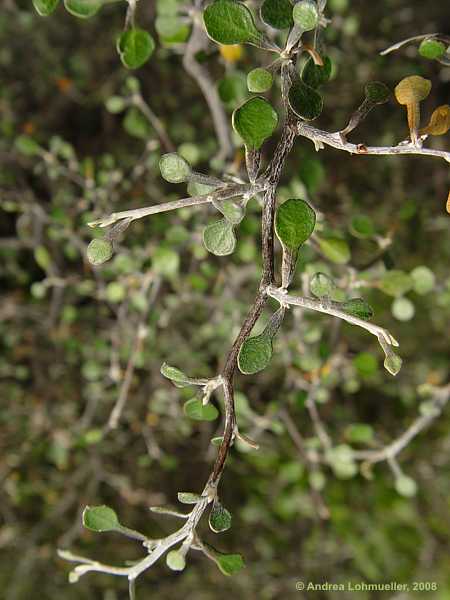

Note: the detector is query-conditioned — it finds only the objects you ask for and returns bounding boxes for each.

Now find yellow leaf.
[446,190,450,215]
[419,105,450,136]
[219,44,244,63]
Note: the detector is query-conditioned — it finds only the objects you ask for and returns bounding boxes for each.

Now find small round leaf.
[292,0,319,31]
[301,56,332,89]
[203,0,262,46]
[83,505,120,532]
[318,237,350,264]
[364,81,391,104]
[215,553,245,576]
[232,97,278,150]
[117,28,155,69]
[418,38,446,60]
[64,0,101,18]
[159,153,192,183]
[238,333,273,375]
[203,219,236,256]
[288,79,323,121]
[183,398,219,421]
[275,198,316,252]
[166,550,186,571]
[310,272,335,298]
[87,238,113,266]
[395,476,417,497]
[247,68,273,93]
[260,0,293,30]
[341,298,373,321]
[33,0,59,16]
[209,501,232,533]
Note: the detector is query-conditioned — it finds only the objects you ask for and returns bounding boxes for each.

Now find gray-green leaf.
[177,492,203,504]
[203,219,236,256]
[87,238,113,266]
[301,56,332,89]
[159,153,192,183]
[183,398,219,421]
[238,332,273,375]
[161,363,195,388]
[166,550,186,571]
[83,505,120,532]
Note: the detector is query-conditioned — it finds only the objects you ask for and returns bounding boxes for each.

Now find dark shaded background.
[1,1,449,599]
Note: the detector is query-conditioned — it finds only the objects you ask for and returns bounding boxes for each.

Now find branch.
[183,12,234,161]
[297,122,450,163]
[353,384,450,464]
[380,33,450,56]
[88,181,266,228]
[267,286,398,348]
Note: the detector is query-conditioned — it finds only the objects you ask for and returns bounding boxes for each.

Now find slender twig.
[353,384,450,464]
[380,33,450,56]
[267,286,398,348]
[88,181,267,228]
[131,94,175,153]
[297,122,450,162]
[183,11,233,161]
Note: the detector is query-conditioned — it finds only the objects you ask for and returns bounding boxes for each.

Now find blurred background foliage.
[1,0,450,598]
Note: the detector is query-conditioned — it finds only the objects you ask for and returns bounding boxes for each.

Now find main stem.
[211,121,297,482]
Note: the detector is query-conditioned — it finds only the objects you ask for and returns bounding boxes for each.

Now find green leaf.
[218,73,247,105]
[123,107,151,139]
[105,96,127,114]
[260,0,293,30]
[353,352,378,377]
[301,56,332,89]
[292,0,319,31]
[117,29,155,69]
[341,298,373,321]
[161,363,195,388]
[391,297,415,322]
[166,550,186,571]
[183,398,219,421]
[33,0,59,16]
[275,198,316,252]
[15,135,42,156]
[87,238,113,266]
[213,199,245,225]
[349,214,375,238]
[318,237,350,264]
[211,436,223,447]
[177,492,203,504]
[34,245,51,271]
[159,153,192,183]
[215,552,245,576]
[288,79,323,121]
[419,38,446,60]
[82,505,120,532]
[247,68,273,93]
[310,272,336,298]
[410,266,435,295]
[152,247,180,278]
[344,423,374,444]
[203,219,236,256]
[379,270,413,297]
[238,333,272,375]
[203,0,262,46]
[364,81,391,104]
[232,97,278,150]
[64,0,101,18]
[383,352,402,376]
[209,501,232,533]
[395,476,417,497]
